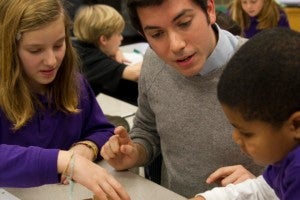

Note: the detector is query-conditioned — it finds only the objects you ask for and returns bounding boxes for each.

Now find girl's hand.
[58,151,131,200]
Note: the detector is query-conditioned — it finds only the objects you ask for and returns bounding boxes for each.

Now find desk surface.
[96,94,137,118]
[96,94,138,128]
[4,161,186,200]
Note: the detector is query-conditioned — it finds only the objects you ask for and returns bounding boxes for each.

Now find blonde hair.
[229,0,281,35]
[0,0,80,130]
[73,4,125,46]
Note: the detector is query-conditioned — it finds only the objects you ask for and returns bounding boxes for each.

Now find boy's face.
[99,33,123,57]
[221,104,299,166]
[137,0,217,76]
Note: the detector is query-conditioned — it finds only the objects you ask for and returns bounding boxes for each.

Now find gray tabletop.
[4,161,187,200]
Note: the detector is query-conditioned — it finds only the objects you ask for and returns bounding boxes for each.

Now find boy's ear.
[289,111,300,139]
[98,35,107,46]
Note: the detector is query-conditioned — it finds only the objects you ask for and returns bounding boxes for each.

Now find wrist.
[57,150,73,174]
[135,143,148,166]
[71,141,99,161]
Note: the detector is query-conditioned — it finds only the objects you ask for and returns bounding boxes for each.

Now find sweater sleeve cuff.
[37,148,60,184]
[131,138,153,166]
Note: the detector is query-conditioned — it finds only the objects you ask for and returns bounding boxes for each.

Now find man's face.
[137,0,217,76]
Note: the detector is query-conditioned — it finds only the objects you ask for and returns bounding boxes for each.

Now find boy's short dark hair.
[126,0,209,34]
[218,28,300,128]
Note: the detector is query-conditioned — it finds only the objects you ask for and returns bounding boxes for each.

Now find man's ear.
[289,111,300,140]
[207,0,216,24]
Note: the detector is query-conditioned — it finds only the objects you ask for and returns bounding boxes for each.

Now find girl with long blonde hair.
[0,0,130,199]
[229,0,290,38]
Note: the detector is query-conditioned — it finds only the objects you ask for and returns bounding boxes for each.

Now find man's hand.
[100,126,146,170]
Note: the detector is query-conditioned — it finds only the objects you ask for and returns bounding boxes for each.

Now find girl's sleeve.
[196,175,279,200]
[278,10,290,28]
[0,144,59,187]
[79,77,115,159]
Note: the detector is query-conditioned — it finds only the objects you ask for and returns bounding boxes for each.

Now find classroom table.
[96,93,138,128]
[4,161,187,200]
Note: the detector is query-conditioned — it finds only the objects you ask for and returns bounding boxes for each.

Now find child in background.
[228,0,290,38]
[0,0,130,199]
[72,4,141,104]
[192,28,300,200]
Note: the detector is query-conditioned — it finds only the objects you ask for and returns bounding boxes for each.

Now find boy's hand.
[206,165,256,186]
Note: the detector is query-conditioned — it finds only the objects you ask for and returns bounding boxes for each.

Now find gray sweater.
[130,27,263,198]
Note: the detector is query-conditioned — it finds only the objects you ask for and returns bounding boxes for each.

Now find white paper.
[0,189,21,200]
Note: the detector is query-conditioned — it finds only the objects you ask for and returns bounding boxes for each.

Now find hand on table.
[206,165,256,186]
[61,142,97,184]
[101,126,146,170]
[114,49,129,64]
[58,151,130,200]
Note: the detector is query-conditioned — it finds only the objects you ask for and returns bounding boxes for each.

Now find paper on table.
[0,189,21,200]
[120,42,149,55]
[120,42,149,64]
[123,52,143,65]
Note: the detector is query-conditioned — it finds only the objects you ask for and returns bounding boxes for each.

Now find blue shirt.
[263,146,300,200]
[201,24,243,75]
[0,75,114,187]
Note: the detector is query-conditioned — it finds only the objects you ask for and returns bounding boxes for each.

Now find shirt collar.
[200,24,239,76]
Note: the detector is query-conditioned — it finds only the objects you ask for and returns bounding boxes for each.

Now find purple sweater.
[0,76,114,187]
[244,9,290,38]
[263,146,300,200]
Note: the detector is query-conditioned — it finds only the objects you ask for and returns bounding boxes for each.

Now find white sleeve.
[196,175,279,200]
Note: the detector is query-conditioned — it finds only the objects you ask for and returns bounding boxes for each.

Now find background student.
[0,0,129,199]
[100,0,264,198]
[193,28,300,200]
[228,0,290,38]
[72,4,141,105]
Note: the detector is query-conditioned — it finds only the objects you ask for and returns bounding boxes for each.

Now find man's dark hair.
[218,28,300,128]
[126,0,209,34]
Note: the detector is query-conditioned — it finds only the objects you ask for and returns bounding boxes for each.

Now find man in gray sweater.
[101,0,263,198]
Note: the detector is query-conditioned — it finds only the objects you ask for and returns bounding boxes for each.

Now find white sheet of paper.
[122,52,143,64]
[0,189,21,200]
